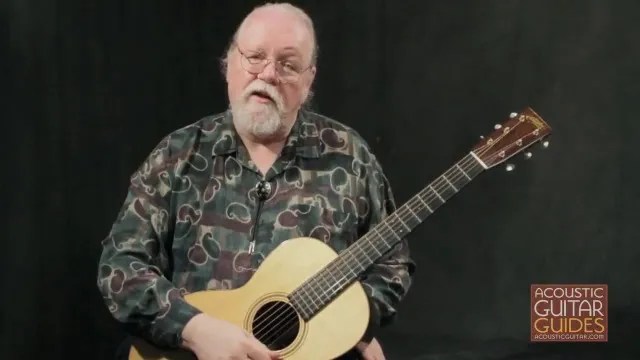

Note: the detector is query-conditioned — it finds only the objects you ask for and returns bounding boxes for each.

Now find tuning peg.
[494,124,502,130]
[542,140,550,148]
[524,152,532,159]
[510,112,518,118]
[480,135,485,140]
[506,163,515,172]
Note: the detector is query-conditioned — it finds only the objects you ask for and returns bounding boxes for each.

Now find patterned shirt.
[97,109,415,348]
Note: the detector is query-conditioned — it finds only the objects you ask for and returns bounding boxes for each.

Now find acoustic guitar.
[128,107,552,359]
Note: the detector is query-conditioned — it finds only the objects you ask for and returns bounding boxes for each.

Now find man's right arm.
[96,136,201,349]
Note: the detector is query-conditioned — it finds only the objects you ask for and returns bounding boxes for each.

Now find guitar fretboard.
[288,153,486,320]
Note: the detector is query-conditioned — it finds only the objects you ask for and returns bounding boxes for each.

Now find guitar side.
[128,237,371,360]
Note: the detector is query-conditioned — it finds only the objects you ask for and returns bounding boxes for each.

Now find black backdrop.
[3,0,640,359]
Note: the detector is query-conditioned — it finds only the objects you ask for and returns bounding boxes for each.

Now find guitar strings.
[252,122,537,348]
[253,124,527,346]
[311,122,538,299]
[252,150,487,347]
[291,119,535,306]
[253,152,488,346]
[253,128,519,347]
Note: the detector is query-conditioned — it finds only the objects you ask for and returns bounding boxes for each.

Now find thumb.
[269,350,283,359]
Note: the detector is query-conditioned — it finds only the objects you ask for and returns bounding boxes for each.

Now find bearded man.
[97,3,415,360]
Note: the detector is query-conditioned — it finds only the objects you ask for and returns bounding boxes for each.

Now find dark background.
[3,0,639,359]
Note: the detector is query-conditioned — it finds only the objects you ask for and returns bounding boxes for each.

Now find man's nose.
[257,60,279,84]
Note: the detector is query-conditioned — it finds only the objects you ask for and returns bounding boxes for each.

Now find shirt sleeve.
[359,154,416,339]
[96,136,201,349]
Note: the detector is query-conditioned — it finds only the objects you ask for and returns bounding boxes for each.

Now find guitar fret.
[443,175,458,191]
[405,206,422,222]
[295,297,310,319]
[308,282,322,309]
[456,164,472,180]
[383,221,401,240]
[417,195,433,213]
[293,290,312,320]
[320,267,337,303]
[430,185,445,202]
[371,229,385,255]
[357,244,373,264]
[349,251,365,271]
[394,213,411,231]
[326,264,340,287]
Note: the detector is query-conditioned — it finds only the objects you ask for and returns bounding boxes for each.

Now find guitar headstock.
[471,107,552,170]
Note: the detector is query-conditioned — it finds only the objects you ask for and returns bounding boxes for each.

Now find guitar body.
[128,237,370,360]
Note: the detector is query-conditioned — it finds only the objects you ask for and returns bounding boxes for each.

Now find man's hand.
[181,313,281,360]
[356,337,385,360]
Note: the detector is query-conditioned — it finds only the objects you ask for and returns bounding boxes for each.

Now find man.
[97,3,414,360]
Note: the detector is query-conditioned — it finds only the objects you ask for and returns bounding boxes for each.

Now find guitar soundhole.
[251,300,300,351]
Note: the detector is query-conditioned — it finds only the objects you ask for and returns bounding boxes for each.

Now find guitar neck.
[289,152,486,320]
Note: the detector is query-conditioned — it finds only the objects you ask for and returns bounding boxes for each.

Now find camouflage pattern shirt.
[97,109,415,349]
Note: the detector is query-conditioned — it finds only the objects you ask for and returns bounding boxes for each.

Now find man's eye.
[283,62,300,72]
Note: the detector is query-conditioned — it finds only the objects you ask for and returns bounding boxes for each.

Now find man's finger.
[246,340,271,360]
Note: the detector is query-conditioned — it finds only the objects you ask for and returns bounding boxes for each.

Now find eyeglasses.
[235,44,312,83]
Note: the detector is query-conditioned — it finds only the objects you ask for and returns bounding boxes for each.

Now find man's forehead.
[236,10,313,54]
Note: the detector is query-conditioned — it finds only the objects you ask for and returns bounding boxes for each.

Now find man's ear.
[308,65,317,85]
[219,57,228,82]
[220,47,234,82]
[304,66,317,95]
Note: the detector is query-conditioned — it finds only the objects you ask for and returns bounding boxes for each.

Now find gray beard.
[231,100,285,140]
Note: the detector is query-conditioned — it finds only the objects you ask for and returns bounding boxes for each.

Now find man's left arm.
[359,156,416,343]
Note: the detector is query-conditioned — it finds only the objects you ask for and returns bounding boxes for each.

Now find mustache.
[242,81,284,109]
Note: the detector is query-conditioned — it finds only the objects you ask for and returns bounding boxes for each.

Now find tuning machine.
[506,163,515,172]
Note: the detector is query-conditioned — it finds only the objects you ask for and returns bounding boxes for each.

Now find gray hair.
[218,2,319,80]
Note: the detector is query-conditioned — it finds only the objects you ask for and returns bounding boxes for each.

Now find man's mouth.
[249,90,274,103]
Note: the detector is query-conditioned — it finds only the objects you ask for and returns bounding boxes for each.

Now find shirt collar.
[210,109,321,159]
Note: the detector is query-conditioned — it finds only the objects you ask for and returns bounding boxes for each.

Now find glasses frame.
[234,43,313,84]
